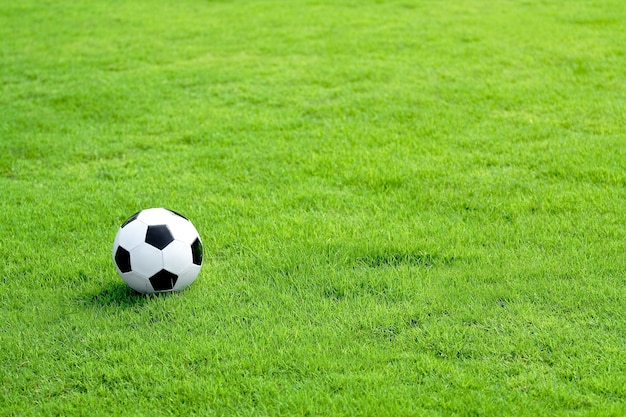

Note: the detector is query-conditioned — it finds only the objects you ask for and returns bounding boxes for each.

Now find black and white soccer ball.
[112,208,203,294]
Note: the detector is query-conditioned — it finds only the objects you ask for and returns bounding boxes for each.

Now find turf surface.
[1,0,625,415]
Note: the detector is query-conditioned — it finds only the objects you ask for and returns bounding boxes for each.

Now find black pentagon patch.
[114,247,132,273]
[166,208,188,221]
[121,211,141,228]
[191,238,203,266]
[145,225,174,249]
[149,269,178,291]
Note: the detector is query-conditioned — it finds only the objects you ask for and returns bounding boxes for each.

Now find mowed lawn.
[1,0,625,415]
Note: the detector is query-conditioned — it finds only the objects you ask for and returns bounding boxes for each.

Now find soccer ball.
[112,208,203,294]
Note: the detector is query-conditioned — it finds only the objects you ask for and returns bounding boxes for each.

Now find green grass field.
[1,0,625,415]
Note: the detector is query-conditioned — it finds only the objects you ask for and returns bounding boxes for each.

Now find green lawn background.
[1,0,625,415]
